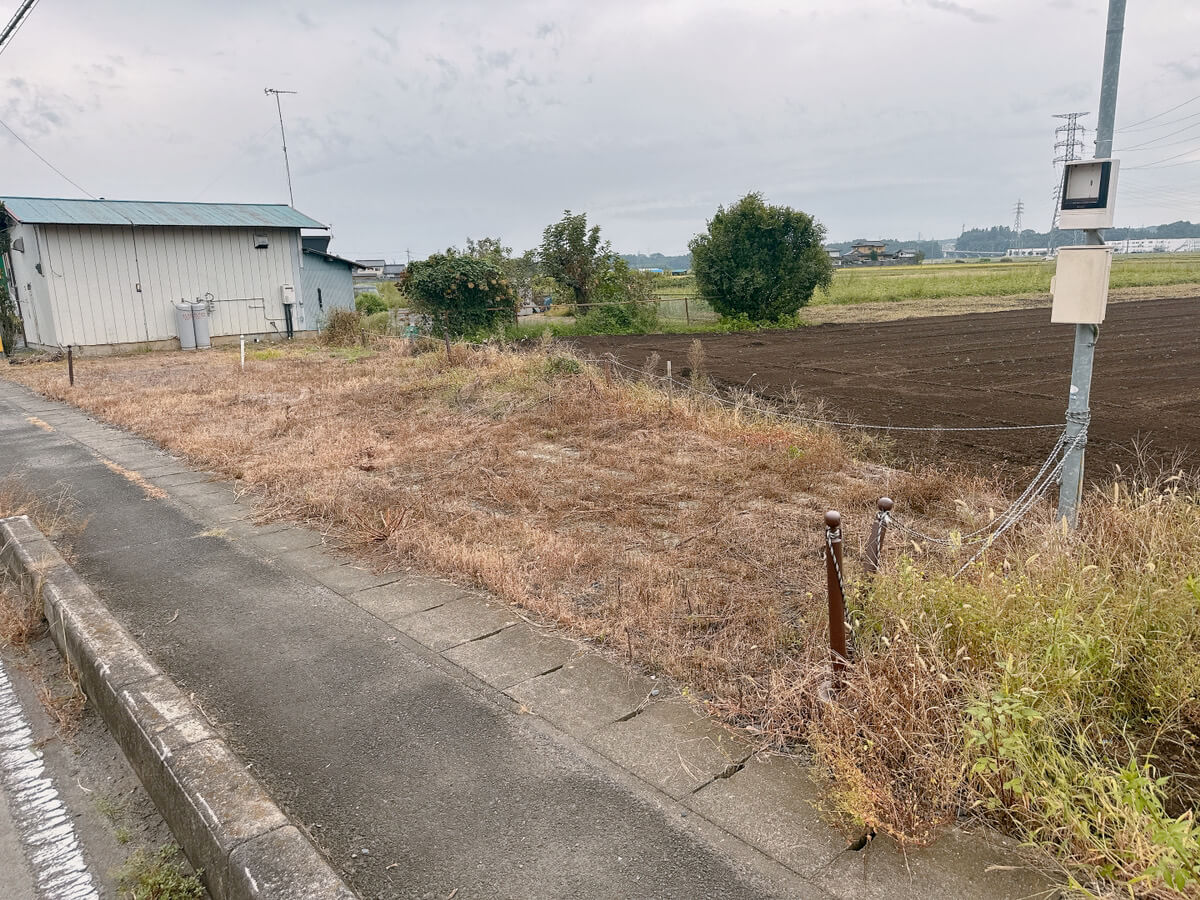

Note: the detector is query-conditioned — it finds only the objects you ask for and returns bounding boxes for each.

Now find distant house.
[300,236,365,318]
[354,259,385,278]
[841,240,920,267]
[825,248,843,267]
[670,269,689,276]
[1,195,331,352]
[352,259,405,295]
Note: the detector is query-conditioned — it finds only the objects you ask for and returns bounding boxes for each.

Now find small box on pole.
[1051,245,1114,324]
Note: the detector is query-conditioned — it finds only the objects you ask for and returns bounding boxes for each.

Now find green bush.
[402,250,516,337]
[575,300,658,334]
[355,293,386,315]
[689,192,832,322]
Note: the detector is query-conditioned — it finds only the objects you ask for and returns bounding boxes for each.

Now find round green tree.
[402,249,516,337]
[688,193,833,322]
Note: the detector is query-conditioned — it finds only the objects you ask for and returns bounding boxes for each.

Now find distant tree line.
[956,220,1200,253]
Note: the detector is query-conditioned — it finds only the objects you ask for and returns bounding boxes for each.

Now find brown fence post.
[603,358,613,386]
[824,510,847,675]
[67,345,74,386]
[864,497,894,574]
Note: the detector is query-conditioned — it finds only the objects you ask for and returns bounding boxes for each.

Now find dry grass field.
[5,340,1198,897]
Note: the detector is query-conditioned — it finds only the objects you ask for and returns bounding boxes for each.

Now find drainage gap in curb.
[847,828,875,852]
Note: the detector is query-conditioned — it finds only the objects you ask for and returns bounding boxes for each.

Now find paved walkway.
[0,378,1049,899]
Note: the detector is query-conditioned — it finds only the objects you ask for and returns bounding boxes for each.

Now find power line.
[1120,109,1200,135]
[0,116,95,198]
[1118,92,1200,131]
[1117,119,1200,151]
[1125,144,1200,169]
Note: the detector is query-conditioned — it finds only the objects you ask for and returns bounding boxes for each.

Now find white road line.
[0,658,99,900]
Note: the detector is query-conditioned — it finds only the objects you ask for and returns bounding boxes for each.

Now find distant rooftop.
[0,196,326,229]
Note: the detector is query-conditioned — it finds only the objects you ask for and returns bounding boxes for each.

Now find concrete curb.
[0,514,356,900]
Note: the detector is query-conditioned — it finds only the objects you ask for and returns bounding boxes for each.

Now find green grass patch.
[815,254,1200,306]
[116,845,205,899]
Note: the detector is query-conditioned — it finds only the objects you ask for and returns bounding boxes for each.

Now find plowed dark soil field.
[573,296,1199,479]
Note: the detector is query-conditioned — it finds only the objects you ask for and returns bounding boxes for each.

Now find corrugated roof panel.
[0,197,327,229]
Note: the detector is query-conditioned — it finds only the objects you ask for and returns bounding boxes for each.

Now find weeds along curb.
[0,514,357,900]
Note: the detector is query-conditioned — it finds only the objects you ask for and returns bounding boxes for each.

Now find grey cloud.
[926,0,996,23]
[1163,59,1200,81]
[477,48,516,73]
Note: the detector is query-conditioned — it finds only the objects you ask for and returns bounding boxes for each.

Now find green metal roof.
[0,196,327,229]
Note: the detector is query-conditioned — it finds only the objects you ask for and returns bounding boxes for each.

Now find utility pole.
[1057,0,1125,528]
[264,88,297,207]
[0,0,37,56]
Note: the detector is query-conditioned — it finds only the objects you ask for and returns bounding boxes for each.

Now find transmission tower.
[1012,199,1024,251]
[1050,112,1089,232]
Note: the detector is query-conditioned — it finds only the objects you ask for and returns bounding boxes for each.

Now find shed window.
[253,234,269,249]
[317,288,323,310]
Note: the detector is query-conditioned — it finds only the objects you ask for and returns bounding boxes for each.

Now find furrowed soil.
[574,295,1200,478]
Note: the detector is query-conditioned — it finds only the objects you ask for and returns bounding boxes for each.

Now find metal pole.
[265,88,297,208]
[864,497,893,574]
[1057,0,1124,528]
[240,334,245,370]
[66,345,73,385]
[824,510,847,675]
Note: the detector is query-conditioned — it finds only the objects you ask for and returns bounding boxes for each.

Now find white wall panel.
[22,224,306,346]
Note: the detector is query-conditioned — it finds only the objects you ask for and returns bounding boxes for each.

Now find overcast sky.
[2,0,1198,259]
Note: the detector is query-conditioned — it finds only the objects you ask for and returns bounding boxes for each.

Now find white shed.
[0,196,330,353]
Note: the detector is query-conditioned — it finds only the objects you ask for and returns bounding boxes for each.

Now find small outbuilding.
[0,196,346,353]
[300,236,365,318]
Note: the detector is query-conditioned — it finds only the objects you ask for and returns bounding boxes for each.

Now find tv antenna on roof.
[264,88,297,207]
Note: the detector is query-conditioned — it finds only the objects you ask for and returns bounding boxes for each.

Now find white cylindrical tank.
[191,302,211,349]
[174,303,197,350]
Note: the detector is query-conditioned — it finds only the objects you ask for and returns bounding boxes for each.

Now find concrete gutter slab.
[307,564,404,595]
[393,595,519,652]
[248,527,326,555]
[443,620,578,689]
[812,827,1052,900]
[687,753,848,879]
[505,654,656,738]
[348,576,468,624]
[586,698,753,799]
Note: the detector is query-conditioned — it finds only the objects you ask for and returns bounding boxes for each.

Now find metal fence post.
[684,297,690,324]
[824,510,847,675]
[864,497,893,574]
[67,345,74,386]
